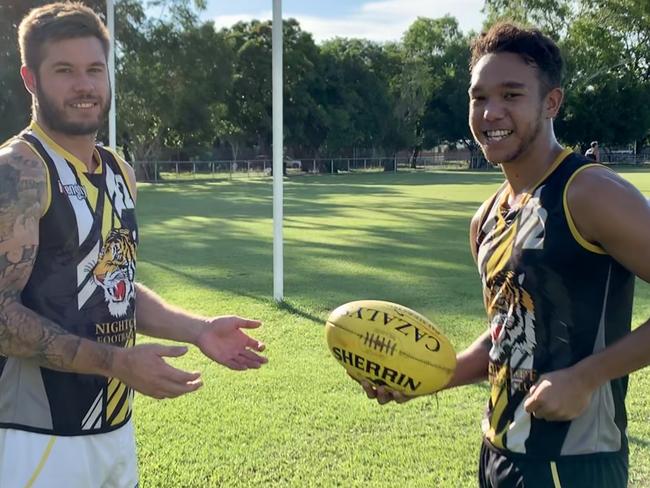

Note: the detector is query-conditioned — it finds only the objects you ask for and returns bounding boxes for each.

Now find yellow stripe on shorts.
[24,436,56,488]
[550,461,562,488]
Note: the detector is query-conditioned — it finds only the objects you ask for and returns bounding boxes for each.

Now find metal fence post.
[331,159,334,174]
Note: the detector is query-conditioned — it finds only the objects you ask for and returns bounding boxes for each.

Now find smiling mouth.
[69,101,99,110]
[483,129,513,143]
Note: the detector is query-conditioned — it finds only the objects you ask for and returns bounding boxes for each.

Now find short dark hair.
[18,2,110,72]
[590,141,598,147]
[470,22,563,93]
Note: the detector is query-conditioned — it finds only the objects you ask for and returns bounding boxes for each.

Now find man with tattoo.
[0,3,267,486]
[358,23,650,487]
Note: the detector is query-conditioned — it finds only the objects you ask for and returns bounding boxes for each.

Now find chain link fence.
[133,155,472,183]
[131,151,649,183]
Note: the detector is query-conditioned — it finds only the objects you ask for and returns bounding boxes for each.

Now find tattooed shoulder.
[0,142,47,218]
[0,142,45,297]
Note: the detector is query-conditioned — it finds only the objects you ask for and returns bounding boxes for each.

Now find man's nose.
[71,73,96,94]
[483,100,505,121]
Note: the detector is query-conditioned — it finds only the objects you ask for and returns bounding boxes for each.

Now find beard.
[499,115,543,164]
[35,84,111,136]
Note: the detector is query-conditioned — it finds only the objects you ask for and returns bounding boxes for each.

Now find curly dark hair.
[470,22,563,94]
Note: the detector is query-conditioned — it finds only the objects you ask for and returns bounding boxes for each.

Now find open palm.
[196,315,267,370]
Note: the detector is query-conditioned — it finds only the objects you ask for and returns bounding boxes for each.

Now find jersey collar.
[29,120,103,175]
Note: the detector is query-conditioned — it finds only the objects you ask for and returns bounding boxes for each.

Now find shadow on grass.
[136,172,496,320]
[139,258,273,305]
[275,300,323,325]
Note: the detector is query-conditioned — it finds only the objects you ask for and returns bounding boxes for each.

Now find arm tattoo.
[0,165,20,209]
[0,149,112,373]
[0,296,82,371]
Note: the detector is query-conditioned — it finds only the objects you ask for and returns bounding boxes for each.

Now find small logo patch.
[58,180,87,200]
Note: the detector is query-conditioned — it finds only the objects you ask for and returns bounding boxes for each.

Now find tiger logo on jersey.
[487,270,537,393]
[93,229,137,318]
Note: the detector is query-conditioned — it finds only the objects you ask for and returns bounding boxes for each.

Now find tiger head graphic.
[487,271,537,372]
[93,229,136,318]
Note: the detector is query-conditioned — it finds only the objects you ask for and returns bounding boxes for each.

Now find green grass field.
[133,168,650,487]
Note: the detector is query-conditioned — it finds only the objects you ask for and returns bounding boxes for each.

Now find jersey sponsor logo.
[93,228,137,318]
[96,318,136,344]
[58,179,88,200]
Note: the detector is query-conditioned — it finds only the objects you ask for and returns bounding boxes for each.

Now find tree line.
[1,0,648,162]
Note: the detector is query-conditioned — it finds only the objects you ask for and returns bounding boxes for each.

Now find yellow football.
[325,300,456,396]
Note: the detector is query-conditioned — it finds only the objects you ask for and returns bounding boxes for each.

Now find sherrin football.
[325,300,456,396]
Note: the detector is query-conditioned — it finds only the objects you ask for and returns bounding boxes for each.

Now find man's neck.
[33,118,98,172]
[500,137,564,196]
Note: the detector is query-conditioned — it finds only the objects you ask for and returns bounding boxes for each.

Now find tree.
[281,19,328,158]
[396,17,475,165]
[587,0,650,82]
[221,21,273,157]
[318,38,400,157]
[116,1,234,161]
[558,74,650,151]
[483,0,576,38]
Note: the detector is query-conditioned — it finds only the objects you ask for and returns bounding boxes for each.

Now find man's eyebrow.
[469,81,527,94]
[50,61,106,68]
[501,81,527,89]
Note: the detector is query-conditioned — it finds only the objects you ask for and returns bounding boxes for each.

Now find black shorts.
[478,441,628,488]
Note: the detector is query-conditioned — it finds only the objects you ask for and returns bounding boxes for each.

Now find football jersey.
[476,148,634,459]
[0,121,138,435]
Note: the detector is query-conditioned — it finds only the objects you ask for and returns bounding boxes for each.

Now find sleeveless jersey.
[0,122,138,436]
[476,148,634,459]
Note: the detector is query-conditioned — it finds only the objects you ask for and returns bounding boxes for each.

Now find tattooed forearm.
[0,295,114,373]
[0,295,80,371]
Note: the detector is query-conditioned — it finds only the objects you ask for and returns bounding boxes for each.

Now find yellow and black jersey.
[476,148,633,460]
[0,122,138,436]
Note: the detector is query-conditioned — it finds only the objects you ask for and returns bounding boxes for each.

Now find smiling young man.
[0,3,267,487]
[360,23,650,487]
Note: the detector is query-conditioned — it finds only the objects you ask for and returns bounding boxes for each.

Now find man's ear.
[21,65,37,95]
[545,87,564,119]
